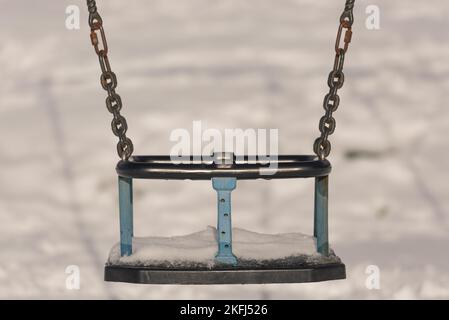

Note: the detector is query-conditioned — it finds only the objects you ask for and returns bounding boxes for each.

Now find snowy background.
[1,0,449,299]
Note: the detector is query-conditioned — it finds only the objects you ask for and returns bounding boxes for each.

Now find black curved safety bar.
[116,155,331,180]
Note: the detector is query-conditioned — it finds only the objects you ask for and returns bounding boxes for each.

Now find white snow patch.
[108,226,318,266]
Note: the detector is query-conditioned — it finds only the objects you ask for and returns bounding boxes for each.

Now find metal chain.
[313,0,355,160]
[86,0,134,161]
[86,0,353,161]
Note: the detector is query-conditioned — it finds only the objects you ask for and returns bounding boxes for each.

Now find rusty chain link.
[314,0,355,160]
[86,0,134,161]
[86,0,353,161]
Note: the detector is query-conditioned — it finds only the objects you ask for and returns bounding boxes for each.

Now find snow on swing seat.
[107,226,341,270]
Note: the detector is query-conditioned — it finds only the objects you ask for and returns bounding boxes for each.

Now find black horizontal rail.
[116,155,331,180]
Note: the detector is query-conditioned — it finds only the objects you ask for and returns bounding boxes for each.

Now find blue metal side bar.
[119,176,133,256]
[212,177,238,265]
[314,175,329,256]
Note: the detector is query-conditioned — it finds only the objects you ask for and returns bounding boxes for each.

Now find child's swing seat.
[85,0,356,284]
[104,154,346,284]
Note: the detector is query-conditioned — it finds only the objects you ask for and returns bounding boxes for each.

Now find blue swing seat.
[104,153,346,285]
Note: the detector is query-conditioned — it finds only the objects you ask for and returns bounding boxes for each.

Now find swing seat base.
[105,227,345,284]
[104,262,346,285]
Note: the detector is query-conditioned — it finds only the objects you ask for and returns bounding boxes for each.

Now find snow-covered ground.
[1,0,449,299]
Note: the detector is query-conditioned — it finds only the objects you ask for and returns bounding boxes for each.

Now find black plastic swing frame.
[105,264,346,285]
[116,155,331,180]
[105,154,346,285]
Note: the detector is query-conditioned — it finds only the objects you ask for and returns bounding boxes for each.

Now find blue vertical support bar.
[314,175,329,256]
[118,176,133,257]
[212,177,238,265]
